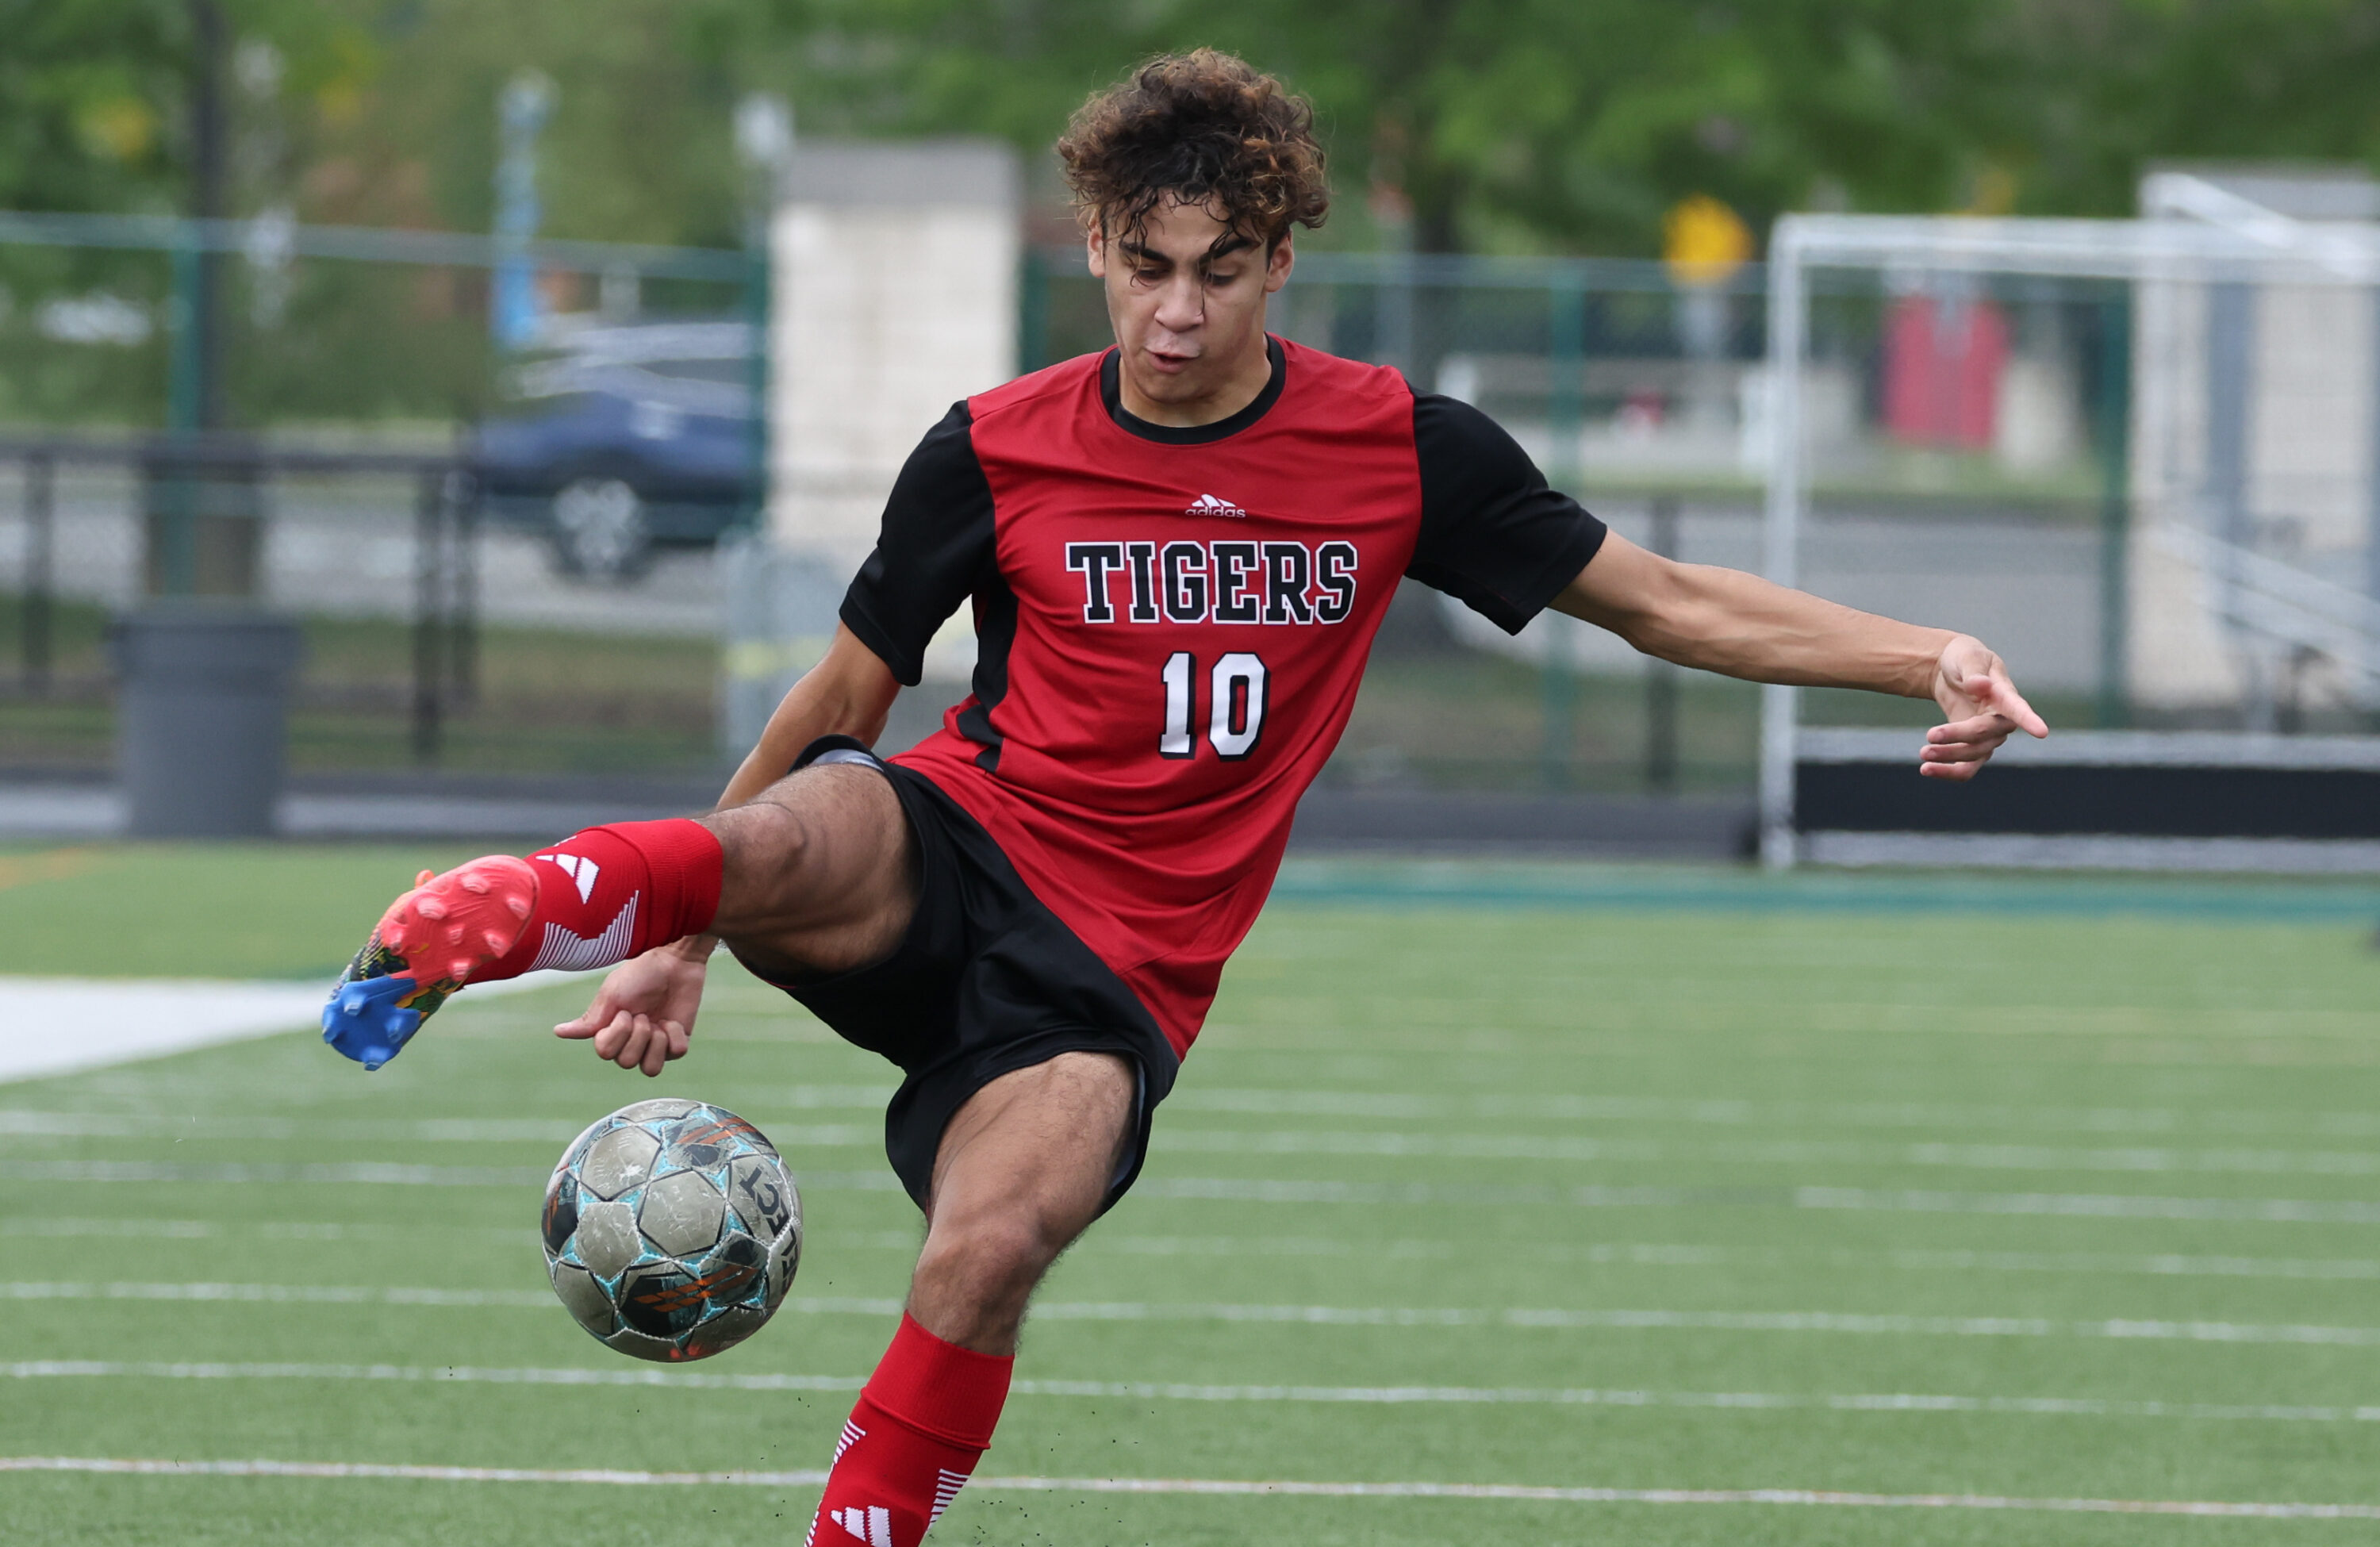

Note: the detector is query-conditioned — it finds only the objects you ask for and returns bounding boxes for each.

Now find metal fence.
[0,217,2176,803]
[0,213,751,789]
[0,436,730,783]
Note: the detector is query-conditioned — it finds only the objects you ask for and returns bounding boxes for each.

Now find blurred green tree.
[0,0,190,213]
[9,0,2380,255]
[0,0,351,215]
[695,0,2380,254]
[690,0,2036,251]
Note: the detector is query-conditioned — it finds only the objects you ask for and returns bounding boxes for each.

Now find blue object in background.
[492,70,556,351]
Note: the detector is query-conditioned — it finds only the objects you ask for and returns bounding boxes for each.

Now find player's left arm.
[1552,532,2048,781]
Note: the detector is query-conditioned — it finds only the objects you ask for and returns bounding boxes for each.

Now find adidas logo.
[539,851,600,904]
[1185,492,1247,519]
[829,1504,893,1546]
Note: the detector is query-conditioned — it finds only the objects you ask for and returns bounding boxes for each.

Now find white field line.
[13,1159,2380,1226]
[364,1080,2380,1140]
[1154,1128,2380,1178]
[6,1456,2378,1519]
[41,1067,2380,1143]
[0,1111,879,1149]
[0,971,577,1085]
[0,980,327,1084]
[17,1213,2380,1285]
[9,1359,2380,1427]
[17,1281,2380,1349]
[1090,1233,2380,1283]
[20,1106,2380,1179]
[1139,1176,2380,1224]
[53,1066,2380,1148]
[0,1161,900,1192]
[1786,1185,2380,1224]
[1169,1087,2380,1141]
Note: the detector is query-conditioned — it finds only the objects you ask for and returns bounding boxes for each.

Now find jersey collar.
[1100,335,1287,445]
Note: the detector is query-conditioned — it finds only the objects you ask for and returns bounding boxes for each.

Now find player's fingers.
[589,1010,635,1060]
[640,1026,670,1078]
[1919,735,2005,765]
[1971,674,2049,739]
[554,999,611,1038]
[625,1016,666,1074]
[1926,713,2013,745]
[612,1015,654,1071]
[662,1021,690,1061]
[1991,690,2049,739]
[1918,757,1987,782]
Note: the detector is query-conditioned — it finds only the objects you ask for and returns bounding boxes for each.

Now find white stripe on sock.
[929,1468,971,1526]
[528,896,638,973]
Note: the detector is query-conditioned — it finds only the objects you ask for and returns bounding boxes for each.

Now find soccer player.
[325,49,2045,1546]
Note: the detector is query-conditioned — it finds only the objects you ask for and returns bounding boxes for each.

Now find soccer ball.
[540,1098,802,1362]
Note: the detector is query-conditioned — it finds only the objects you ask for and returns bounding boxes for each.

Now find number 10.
[1161,651,1268,761]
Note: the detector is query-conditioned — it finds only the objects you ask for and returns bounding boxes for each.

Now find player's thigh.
[925,1050,1137,1252]
[705,762,918,976]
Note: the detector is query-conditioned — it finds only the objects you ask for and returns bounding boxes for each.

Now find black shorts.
[741,735,1180,1215]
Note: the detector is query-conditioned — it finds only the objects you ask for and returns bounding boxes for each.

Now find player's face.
[1088,196,1293,424]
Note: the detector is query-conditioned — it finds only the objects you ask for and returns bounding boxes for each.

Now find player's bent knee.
[916,1211,1059,1296]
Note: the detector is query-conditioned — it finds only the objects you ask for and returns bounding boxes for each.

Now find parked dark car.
[474,320,761,580]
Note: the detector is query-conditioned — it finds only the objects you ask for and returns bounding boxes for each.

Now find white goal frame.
[1760,191,2380,871]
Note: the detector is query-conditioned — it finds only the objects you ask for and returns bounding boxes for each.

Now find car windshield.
[500,320,756,413]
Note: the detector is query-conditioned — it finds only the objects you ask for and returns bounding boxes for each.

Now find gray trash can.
[113,607,304,838]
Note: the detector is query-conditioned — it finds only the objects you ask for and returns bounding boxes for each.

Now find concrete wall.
[767,139,1019,684]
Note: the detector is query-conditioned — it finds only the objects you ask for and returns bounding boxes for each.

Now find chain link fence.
[1,219,2215,808]
[0,214,750,791]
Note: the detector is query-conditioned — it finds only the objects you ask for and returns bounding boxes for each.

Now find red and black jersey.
[840,336,1605,1058]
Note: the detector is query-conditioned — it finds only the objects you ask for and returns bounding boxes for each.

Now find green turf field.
[4,845,2380,1542]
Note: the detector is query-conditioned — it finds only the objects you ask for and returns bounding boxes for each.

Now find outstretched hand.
[1921,635,2048,781]
[555,941,711,1077]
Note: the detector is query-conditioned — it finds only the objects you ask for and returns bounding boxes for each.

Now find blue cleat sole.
[322,973,425,1072]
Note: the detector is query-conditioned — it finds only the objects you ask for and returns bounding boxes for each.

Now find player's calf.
[806,1054,1132,1545]
[323,818,723,1069]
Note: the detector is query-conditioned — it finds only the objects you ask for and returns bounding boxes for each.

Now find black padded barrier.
[1796,761,2380,841]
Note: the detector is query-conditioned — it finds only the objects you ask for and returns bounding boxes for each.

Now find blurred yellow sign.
[1663,195,1752,287]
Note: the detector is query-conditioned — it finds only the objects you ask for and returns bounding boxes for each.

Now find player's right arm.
[559,400,987,1069]
[719,624,903,808]
[553,630,901,1069]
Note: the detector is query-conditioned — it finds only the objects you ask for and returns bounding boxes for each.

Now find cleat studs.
[446,923,465,944]
[506,896,532,919]
[416,899,448,922]
[461,874,491,895]
[482,929,510,952]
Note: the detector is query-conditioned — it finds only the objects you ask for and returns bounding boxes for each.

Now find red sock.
[807,1314,1012,1547]
[478,819,723,982]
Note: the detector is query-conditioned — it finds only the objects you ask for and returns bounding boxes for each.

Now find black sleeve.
[838,403,997,685]
[1406,393,1607,635]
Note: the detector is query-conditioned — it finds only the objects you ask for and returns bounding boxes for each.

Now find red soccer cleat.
[322,856,540,1069]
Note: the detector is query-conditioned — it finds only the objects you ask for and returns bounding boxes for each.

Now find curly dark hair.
[1056,49,1329,250]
